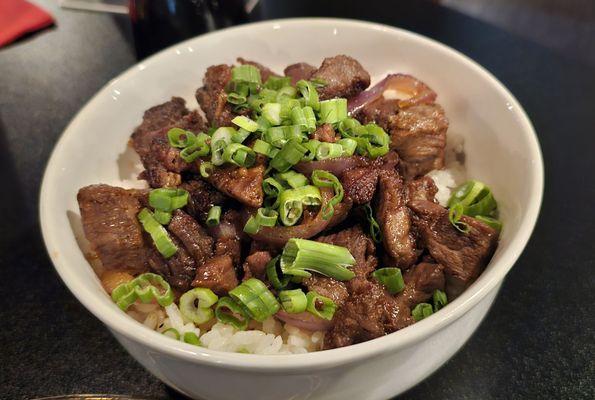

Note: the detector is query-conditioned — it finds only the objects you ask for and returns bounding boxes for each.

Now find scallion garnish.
[412,303,433,321]
[301,139,321,162]
[362,203,382,243]
[276,86,297,101]
[448,180,498,218]
[199,161,214,178]
[315,142,344,160]
[448,203,470,233]
[270,139,308,172]
[296,80,320,111]
[231,115,259,133]
[231,128,251,144]
[265,256,290,290]
[229,278,280,322]
[153,209,172,225]
[163,328,180,340]
[222,143,256,167]
[243,215,260,235]
[137,208,178,258]
[215,296,250,331]
[149,188,189,212]
[280,238,356,281]
[183,332,201,346]
[311,170,344,220]
[278,185,322,226]
[262,102,282,125]
[179,287,219,324]
[338,138,358,156]
[206,205,221,227]
[231,64,261,85]
[111,272,174,311]
[210,127,235,166]
[475,215,503,233]
[276,170,308,189]
[432,290,448,311]
[256,207,278,227]
[361,124,390,158]
[264,75,292,90]
[372,268,405,294]
[253,139,275,157]
[319,98,348,124]
[306,291,337,320]
[279,289,308,314]
[167,128,196,148]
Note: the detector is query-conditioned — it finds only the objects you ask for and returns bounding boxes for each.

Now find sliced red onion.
[275,310,333,332]
[348,73,437,114]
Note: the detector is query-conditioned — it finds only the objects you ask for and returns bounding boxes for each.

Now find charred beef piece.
[406,176,438,203]
[311,55,371,100]
[303,276,349,307]
[237,57,279,82]
[141,167,181,189]
[180,179,227,222]
[78,185,149,273]
[210,210,243,266]
[284,62,316,85]
[195,64,236,127]
[389,104,448,179]
[355,97,400,130]
[317,225,378,279]
[131,97,188,160]
[167,210,214,266]
[408,200,498,298]
[242,251,272,280]
[148,236,196,291]
[341,167,380,205]
[206,164,265,208]
[376,169,419,269]
[310,123,337,143]
[192,254,238,295]
[395,261,445,309]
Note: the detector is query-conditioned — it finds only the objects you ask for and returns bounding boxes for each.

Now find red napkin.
[0,0,55,47]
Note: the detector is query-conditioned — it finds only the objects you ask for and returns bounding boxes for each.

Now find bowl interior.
[40,19,542,368]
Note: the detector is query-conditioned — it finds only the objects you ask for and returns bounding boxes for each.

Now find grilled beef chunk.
[310,123,337,143]
[311,55,371,100]
[195,64,236,127]
[355,97,400,129]
[206,164,265,208]
[131,97,188,159]
[303,276,349,307]
[406,176,438,203]
[192,255,238,295]
[341,167,380,205]
[376,170,419,269]
[141,167,181,189]
[237,57,279,82]
[78,185,149,273]
[284,62,316,85]
[396,261,445,309]
[180,179,227,222]
[390,104,448,179]
[242,251,272,280]
[168,210,214,266]
[408,200,498,298]
[317,225,377,279]
[210,210,243,266]
[148,236,196,291]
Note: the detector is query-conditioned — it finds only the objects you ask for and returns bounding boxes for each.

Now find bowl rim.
[39,17,544,372]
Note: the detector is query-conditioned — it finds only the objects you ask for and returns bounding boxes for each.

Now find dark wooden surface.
[0,1,593,399]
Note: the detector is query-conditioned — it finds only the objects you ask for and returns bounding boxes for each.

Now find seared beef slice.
[193,255,238,295]
[78,185,148,273]
[311,55,371,100]
[195,64,235,128]
[409,200,498,298]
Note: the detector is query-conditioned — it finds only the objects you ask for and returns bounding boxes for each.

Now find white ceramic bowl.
[40,18,543,400]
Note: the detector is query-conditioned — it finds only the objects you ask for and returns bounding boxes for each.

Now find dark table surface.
[1,1,594,399]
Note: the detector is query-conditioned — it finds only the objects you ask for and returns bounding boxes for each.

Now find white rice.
[426,132,467,206]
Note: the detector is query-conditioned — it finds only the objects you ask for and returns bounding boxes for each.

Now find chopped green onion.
[179,287,218,324]
[215,296,250,330]
[311,170,344,220]
[276,86,297,101]
[306,291,337,320]
[138,208,178,258]
[270,139,308,172]
[362,203,382,243]
[253,139,275,157]
[206,205,221,227]
[263,176,285,197]
[302,106,317,132]
[222,143,256,167]
[432,290,448,311]
[183,332,201,346]
[276,170,308,189]
[296,80,320,111]
[227,92,247,105]
[475,215,503,233]
[210,127,235,166]
[200,161,214,178]
[254,207,278,227]
[448,203,470,233]
[149,188,189,212]
[412,303,434,321]
[362,124,390,158]
[232,115,259,132]
[264,76,292,90]
[279,98,301,121]
[229,278,280,322]
[372,268,405,294]
[167,128,196,148]
[279,289,308,313]
[319,98,348,124]
[301,139,321,161]
[179,132,210,162]
[243,215,260,235]
[262,103,282,125]
[265,256,290,290]
[278,185,322,226]
[290,107,308,132]
[448,180,498,219]
[310,77,327,87]
[231,64,261,85]
[315,142,344,160]
[280,238,356,281]
[338,138,358,156]
[264,126,289,148]
[258,88,278,103]
[111,272,174,311]
[153,209,172,225]
[231,128,251,144]
[163,328,180,340]
[337,118,362,137]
